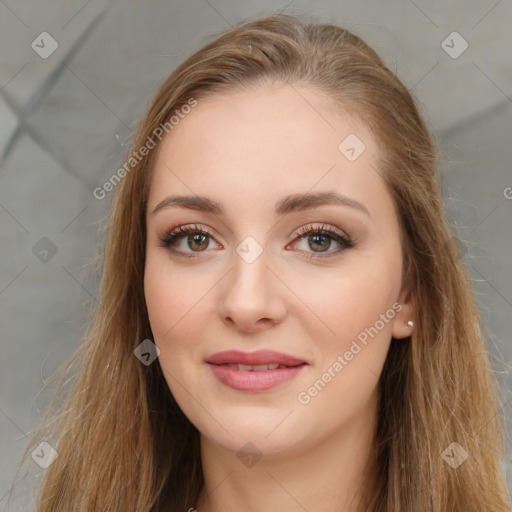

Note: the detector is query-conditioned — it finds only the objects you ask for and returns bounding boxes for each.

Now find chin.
[197,413,307,457]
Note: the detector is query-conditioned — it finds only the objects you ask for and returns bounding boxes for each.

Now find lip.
[206,350,307,366]
[206,350,308,392]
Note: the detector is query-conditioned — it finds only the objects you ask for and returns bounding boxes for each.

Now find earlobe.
[391,288,415,339]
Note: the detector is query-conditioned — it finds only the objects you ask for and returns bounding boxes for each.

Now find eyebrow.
[151,191,371,218]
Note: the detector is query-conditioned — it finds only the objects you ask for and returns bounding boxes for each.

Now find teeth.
[253,364,270,371]
[219,363,298,371]
[232,363,283,371]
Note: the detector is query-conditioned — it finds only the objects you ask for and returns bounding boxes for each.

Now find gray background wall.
[1,0,511,508]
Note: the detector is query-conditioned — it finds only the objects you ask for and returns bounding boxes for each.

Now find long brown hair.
[10,13,511,511]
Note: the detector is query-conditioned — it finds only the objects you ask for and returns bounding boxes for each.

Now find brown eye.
[159,224,218,258]
[291,224,355,259]
[187,233,209,251]
[307,233,332,252]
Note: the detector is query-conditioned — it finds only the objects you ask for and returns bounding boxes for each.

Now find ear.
[391,285,415,339]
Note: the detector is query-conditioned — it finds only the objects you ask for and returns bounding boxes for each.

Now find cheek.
[302,263,398,347]
[144,257,219,435]
[295,265,398,409]
[144,252,207,336]
[296,294,392,427]
[144,255,203,370]
[143,252,227,391]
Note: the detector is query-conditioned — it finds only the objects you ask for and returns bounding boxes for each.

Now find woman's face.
[144,83,413,457]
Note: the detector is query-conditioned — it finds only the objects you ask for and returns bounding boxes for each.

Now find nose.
[217,247,287,334]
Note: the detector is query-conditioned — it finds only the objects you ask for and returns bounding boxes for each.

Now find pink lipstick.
[206,350,308,391]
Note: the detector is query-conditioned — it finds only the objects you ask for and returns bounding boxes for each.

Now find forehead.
[148,84,390,221]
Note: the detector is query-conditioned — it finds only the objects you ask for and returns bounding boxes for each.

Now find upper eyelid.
[294,223,349,239]
[161,223,352,251]
[163,223,347,240]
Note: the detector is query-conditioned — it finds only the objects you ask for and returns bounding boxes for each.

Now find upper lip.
[206,350,307,367]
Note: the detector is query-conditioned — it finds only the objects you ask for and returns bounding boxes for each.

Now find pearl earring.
[407,320,414,328]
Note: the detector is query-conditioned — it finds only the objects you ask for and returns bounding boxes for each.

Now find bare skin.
[144,82,414,511]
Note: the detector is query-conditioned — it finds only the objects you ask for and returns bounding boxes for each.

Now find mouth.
[206,350,308,391]
[206,349,307,367]
[214,363,306,371]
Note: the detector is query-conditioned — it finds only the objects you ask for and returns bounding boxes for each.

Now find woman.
[14,13,511,511]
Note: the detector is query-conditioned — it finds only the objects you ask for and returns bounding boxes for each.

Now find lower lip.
[207,363,307,391]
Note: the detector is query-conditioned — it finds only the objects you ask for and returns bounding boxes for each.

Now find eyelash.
[158,223,355,259]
